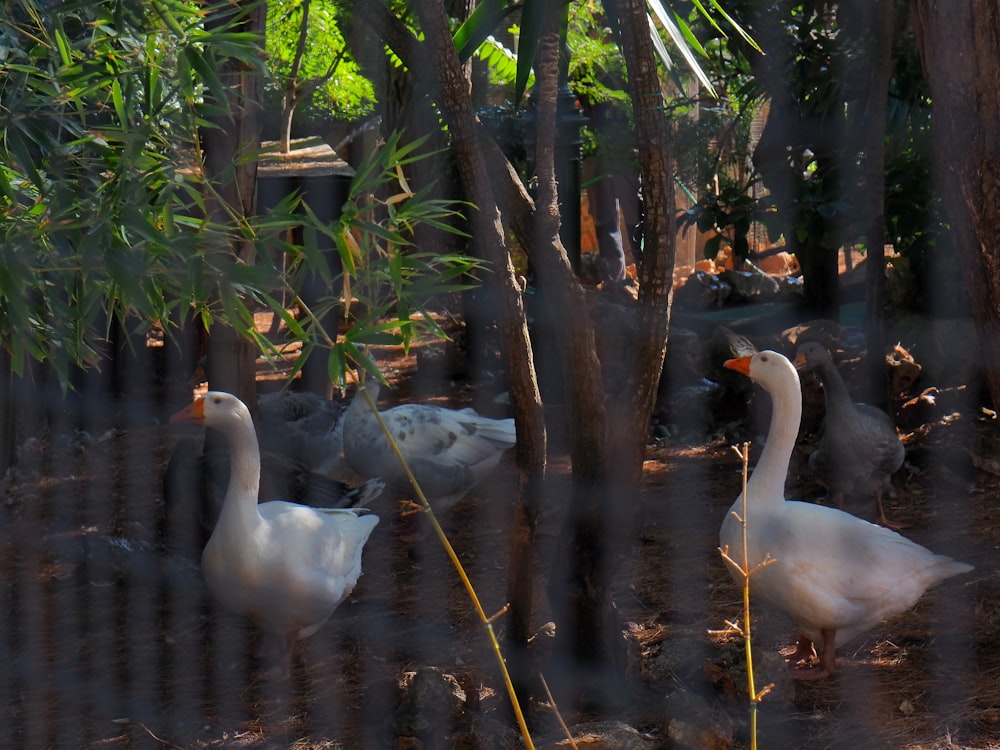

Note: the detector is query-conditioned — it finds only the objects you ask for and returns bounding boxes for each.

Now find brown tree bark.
[402,0,548,709]
[199,0,265,412]
[542,0,678,706]
[857,0,897,407]
[611,0,676,490]
[746,7,843,320]
[524,4,617,709]
[487,0,676,709]
[910,0,1000,410]
[279,0,312,153]
[358,0,675,712]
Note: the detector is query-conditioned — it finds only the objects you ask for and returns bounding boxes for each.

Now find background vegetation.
[2,0,999,745]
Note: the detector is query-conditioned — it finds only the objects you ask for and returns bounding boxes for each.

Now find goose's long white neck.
[218,415,263,530]
[745,363,802,511]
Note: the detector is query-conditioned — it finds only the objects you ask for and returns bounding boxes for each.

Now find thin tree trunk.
[403,0,548,709]
[910,0,1000,410]
[860,0,896,407]
[0,347,14,478]
[612,0,677,480]
[368,2,547,474]
[559,0,678,702]
[480,0,677,708]
[357,0,672,711]
[747,8,842,320]
[200,0,265,412]
[528,4,617,710]
[535,0,677,709]
[280,0,313,153]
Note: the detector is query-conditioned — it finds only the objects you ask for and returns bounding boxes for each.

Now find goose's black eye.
[212,395,223,405]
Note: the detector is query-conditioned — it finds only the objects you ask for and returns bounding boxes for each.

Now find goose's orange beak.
[170,397,206,424]
[723,355,752,376]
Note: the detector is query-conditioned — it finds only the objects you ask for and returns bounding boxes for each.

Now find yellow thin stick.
[735,443,759,703]
[357,380,536,750]
[724,442,775,750]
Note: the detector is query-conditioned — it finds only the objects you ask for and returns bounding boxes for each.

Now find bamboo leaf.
[674,13,709,60]
[453,0,515,62]
[647,0,717,97]
[53,24,73,67]
[688,0,728,38]
[647,13,674,72]
[327,343,345,387]
[515,0,549,107]
[703,0,763,53]
[183,47,226,108]
[111,79,128,127]
[261,292,307,340]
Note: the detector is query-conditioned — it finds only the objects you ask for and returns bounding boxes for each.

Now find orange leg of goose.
[874,488,908,529]
[791,628,836,680]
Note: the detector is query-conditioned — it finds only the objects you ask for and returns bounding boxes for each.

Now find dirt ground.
[2,310,999,750]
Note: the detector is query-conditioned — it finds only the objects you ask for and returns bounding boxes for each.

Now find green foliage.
[279,132,484,386]
[565,4,634,163]
[0,0,228,377]
[0,0,477,387]
[882,31,939,260]
[711,2,858,257]
[453,0,509,60]
[678,173,779,259]
[566,4,630,111]
[667,6,774,260]
[449,0,758,109]
[264,0,375,123]
[880,29,964,316]
[471,32,521,88]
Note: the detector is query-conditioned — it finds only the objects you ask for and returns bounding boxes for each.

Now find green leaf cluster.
[271,132,484,387]
[264,0,375,123]
[0,0,478,388]
[678,172,780,260]
[0,0,220,377]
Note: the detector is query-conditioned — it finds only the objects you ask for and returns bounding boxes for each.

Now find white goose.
[720,351,972,679]
[342,379,516,517]
[171,392,379,680]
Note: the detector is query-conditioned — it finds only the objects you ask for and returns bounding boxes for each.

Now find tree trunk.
[533,0,677,710]
[556,0,678,704]
[612,0,677,486]
[859,0,896,407]
[403,0,548,709]
[0,347,14,478]
[910,0,1000,410]
[747,9,843,320]
[357,0,546,468]
[471,0,676,709]
[200,0,265,412]
[279,0,312,154]
[357,0,673,712]
[354,0,477,374]
[526,4,617,710]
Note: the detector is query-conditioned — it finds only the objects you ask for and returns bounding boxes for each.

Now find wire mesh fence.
[1,328,996,749]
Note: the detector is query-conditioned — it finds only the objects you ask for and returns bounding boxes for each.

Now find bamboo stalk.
[719,442,775,750]
[356,379,536,749]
